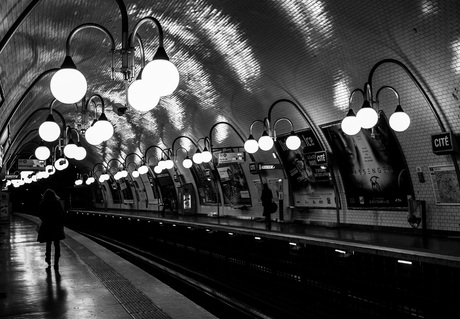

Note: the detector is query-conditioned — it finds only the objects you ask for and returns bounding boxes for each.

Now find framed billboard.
[322,111,412,209]
[275,129,337,208]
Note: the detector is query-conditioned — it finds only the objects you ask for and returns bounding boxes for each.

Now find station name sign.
[218,152,245,164]
[431,132,457,155]
[17,159,45,171]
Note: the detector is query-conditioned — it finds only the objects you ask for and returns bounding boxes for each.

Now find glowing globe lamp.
[128,78,160,112]
[142,47,179,96]
[93,113,114,141]
[286,132,301,150]
[39,114,61,142]
[341,109,361,135]
[50,56,87,104]
[244,135,259,154]
[35,145,50,161]
[258,131,274,151]
[356,100,378,129]
[54,157,69,171]
[183,156,193,168]
[138,165,149,175]
[192,150,203,164]
[389,105,410,132]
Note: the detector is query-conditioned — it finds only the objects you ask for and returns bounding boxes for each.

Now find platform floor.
[0,214,216,319]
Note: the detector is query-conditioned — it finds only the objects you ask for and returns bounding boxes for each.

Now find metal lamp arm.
[272,118,294,141]
[86,94,105,113]
[66,23,116,80]
[375,85,401,105]
[129,17,164,49]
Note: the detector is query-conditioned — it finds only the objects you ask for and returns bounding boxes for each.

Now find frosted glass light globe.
[356,101,378,129]
[286,133,301,150]
[54,157,69,171]
[128,79,160,111]
[74,146,87,160]
[132,171,140,178]
[154,165,163,174]
[50,58,87,104]
[85,125,103,145]
[244,136,259,154]
[93,116,113,142]
[389,105,410,132]
[39,115,60,142]
[164,159,174,170]
[183,157,193,168]
[64,142,78,159]
[341,109,361,135]
[46,165,55,175]
[35,145,50,160]
[201,149,212,163]
[138,165,149,175]
[192,151,203,164]
[143,58,179,96]
[258,133,274,151]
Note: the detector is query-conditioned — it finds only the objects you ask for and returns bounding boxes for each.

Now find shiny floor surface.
[0,214,216,319]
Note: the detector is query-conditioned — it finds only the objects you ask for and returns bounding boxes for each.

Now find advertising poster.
[322,112,412,209]
[428,165,460,205]
[217,163,252,206]
[275,129,336,208]
[154,169,177,211]
[190,162,219,205]
[253,179,282,204]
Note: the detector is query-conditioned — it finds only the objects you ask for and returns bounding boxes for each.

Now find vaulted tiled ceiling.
[1,0,460,176]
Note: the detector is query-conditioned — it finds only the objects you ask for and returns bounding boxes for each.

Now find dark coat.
[37,199,66,243]
[261,187,273,216]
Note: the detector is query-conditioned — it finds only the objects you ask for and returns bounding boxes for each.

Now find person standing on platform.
[261,183,274,230]
[37,189,66,270]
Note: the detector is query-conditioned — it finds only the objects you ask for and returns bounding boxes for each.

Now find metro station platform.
[0,213,216,319]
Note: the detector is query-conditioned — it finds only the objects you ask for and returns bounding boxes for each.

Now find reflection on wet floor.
[0,216,132,318]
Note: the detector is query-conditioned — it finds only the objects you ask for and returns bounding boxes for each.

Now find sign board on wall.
[218,152,246,164]
[431,132,457,155]
[428,165,460,205]
[18,159,45,171]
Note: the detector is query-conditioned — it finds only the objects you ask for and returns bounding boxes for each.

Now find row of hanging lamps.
[341,84,410,135]
[85,95,114,145]
[39,100,61,142]
[86,176,95,185]
[64,128,87,160]
[127,17,179,112]
[50,17,179,112]
[244,118,301,154]
[138,164,149,175]
[99,173,110,183]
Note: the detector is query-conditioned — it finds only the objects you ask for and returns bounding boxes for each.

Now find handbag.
[271,201,278,214]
